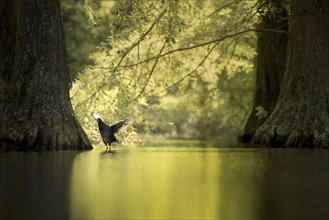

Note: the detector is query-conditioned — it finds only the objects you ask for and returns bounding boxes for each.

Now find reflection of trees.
[218,150,329,220]
[0,152,78,219]
[257,150,329,220]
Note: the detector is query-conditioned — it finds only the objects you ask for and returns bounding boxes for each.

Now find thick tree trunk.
[238,0,288,143]
[252,0,329,148]
[0,0,17,83]
[0,0,92,150]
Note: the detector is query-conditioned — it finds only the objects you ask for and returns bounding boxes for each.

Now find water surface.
[1,140,328,219]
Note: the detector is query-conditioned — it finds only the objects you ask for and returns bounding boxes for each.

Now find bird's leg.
[105,142,111,152]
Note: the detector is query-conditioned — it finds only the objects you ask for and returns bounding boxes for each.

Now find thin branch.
[151,40,221,97]
[131,40,167,102]
[226,36,240,66]
[111,7,167,76]
[207,0,242,19]
[206,36,240,103]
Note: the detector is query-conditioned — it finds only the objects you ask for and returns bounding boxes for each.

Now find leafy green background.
[61,0,259,144]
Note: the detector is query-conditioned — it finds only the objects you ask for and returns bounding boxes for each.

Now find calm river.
[0,140,328,219]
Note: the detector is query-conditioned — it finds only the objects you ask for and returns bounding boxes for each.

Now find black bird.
[92,112,135,151]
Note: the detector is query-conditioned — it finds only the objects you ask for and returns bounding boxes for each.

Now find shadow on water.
[0,150,79,220]
[217,149,329,220]
[257,149,329,220]
[100,150,117,156]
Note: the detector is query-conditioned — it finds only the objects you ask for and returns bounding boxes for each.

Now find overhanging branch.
[150,40,221,98]
[117,28,287,68]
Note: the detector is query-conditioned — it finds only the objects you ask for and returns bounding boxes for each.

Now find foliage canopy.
[64,0,263,144]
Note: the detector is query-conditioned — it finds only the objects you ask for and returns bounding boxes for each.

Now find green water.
[1,140,328,219]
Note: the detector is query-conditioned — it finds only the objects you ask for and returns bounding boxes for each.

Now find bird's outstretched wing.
[110,117,135,133]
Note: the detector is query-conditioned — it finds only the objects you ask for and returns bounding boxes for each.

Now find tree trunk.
[0,0,17,83]
[252,0,329,148]
[238,0,288,143]
[0,0,92,150]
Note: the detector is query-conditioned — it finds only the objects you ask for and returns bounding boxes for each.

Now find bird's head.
[92,112,103,122]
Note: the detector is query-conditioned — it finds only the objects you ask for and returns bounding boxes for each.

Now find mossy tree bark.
[252,0,329,148]
[238,0,288,143]
[0,0,92,150]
